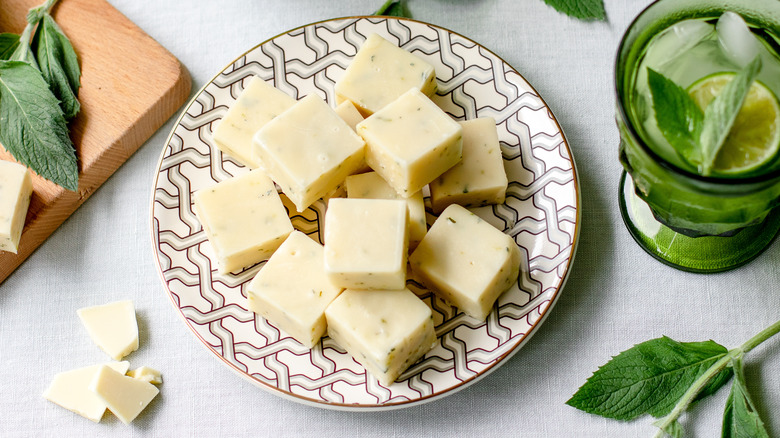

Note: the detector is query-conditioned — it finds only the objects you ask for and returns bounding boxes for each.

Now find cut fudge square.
[324,198,408,290]
[247,231,343,348]
[325,288,436,386]
[0,160,32,254]
[335,33,437,116]
[409,204,521,321]
[253,94,366,212]
[193,169,293,274]
[213,76,295,168]
[345,171,427,249]
[430,117,508,213]
[357,88,462,197]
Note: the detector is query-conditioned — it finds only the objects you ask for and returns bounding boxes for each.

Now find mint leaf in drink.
[542,0,606,21]
[648,68,705,166]
[374,0,412,18]
[566,336,732,420]
[721,356,769,438]
[0,60,78,191]
[0,34,21,60]
[32,13,81,120]
[698,57,761,176]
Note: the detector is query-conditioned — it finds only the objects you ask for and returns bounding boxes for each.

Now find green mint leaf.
[698,57,761,176]
[542,0,606,21]
[566,336,732,420]
[721,356,769,438]
[374,0,412,18]
[0,33,21,61]
[0,60,78,191]
[648,68,704,166]
[32,13,80,120]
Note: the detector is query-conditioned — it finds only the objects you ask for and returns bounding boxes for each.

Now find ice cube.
[645,19,714,69]
[717,11,760,68]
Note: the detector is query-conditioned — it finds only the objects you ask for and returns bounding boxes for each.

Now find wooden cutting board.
[0,0,191,284]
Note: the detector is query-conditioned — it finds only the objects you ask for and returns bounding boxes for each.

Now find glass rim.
[614,0,780,186]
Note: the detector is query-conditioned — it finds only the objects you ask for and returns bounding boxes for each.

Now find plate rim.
[149,15,582,410]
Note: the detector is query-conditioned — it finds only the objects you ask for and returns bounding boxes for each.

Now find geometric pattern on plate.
[151,17,580,410]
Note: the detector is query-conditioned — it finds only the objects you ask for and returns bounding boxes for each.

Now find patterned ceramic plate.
[151,16,580,410]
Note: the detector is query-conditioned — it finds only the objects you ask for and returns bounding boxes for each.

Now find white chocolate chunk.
[213,76,295,168]
[193,169,293,274]
[127,366,163,385]
[0,160,32,254]
[335,33,437,116]
[357,88,462,197]
[89,365,159,425]
[324,198,408,290]
[346,171,426,249]
[409,204,521,320]
[253,94,366,212]
[325,288,436,386]
[247,231,343,348]
[43,361,130,423]
[430,117,508,213]
[77,300,139,360]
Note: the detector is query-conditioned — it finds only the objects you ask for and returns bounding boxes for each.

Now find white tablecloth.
[2,0,779,436]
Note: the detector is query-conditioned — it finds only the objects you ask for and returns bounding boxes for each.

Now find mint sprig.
[568,320,780,437]
[0,0,80,191]
[648,57,761,176]
[372,0,607,21]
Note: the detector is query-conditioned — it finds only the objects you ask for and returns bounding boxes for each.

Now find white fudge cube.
[430,117,508,213]
[89,365,159,425]
[247,231,343,348]
[43,361,130,423]
[193,169,293,274]
[325,288,436,386]
[213,76,295,168]
[0,160,32,254]
[346,171,426,249]
[334,100,364,131]
[409,204,521,320]
[253,95,366,212]
[324,198,408,290]
[335,33,437,116]
[357,88,462,197]
[77,300,139,360]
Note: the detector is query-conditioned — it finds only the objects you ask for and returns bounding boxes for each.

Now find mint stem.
[17,0,59,60]
[741,318,780,353]
[652,319,780,437]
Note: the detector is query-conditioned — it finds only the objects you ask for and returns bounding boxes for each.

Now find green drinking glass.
[616,0,780,272]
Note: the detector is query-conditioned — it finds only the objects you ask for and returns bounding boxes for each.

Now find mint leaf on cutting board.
[0,60,78,191]
[32,13,81,120]
[697,56,761,176]
[721,356,770,438]
[566,336,733,420]
[542,0,606,21]
[647,67,705,166]
[0,34,21,60]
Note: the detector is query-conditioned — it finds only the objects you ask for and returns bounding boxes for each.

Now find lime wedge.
[688,73,780,175]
